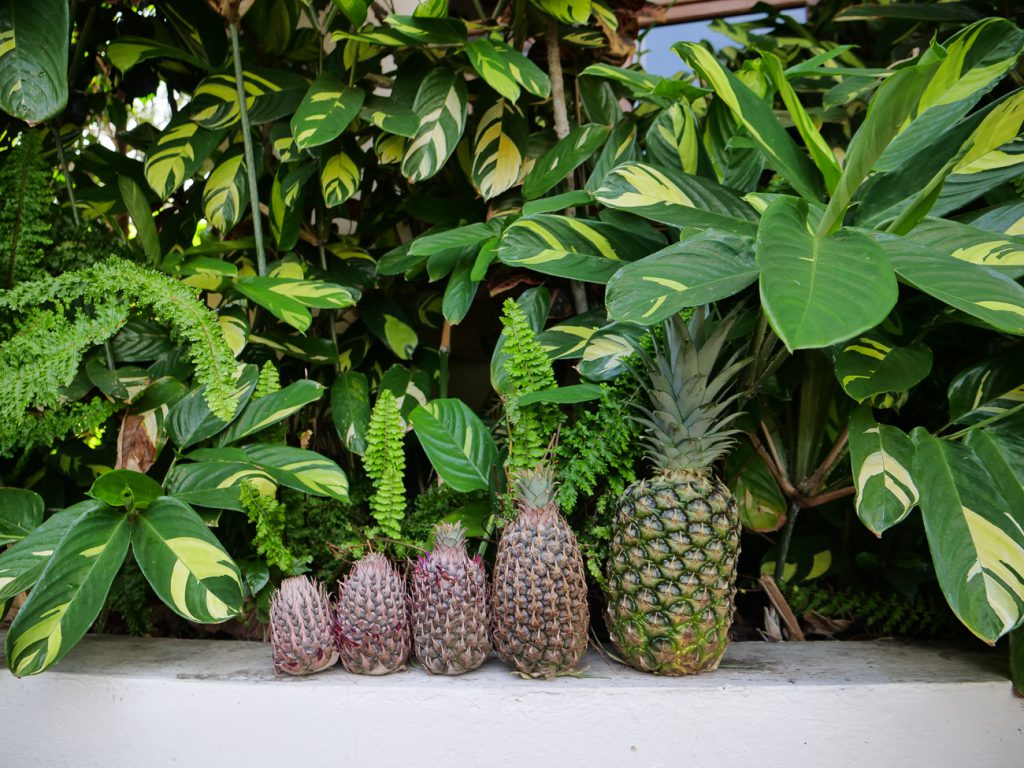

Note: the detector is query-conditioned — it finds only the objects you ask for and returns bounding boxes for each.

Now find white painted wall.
[1,635,1021,768]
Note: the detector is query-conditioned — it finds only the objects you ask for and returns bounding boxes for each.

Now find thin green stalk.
[774,502,800,583]
[946,402,1024,440]
[50,123,80,228]
[229,20,268,277]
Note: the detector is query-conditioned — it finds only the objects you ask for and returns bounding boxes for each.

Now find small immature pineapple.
[491,464,589,679]
[334,552,411,675]
[269,576,339,676]
[411,522,491,675]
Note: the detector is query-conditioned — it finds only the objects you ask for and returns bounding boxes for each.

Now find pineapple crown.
[511,463,559,514]
[630,308,749,473]
[432,521,467,550]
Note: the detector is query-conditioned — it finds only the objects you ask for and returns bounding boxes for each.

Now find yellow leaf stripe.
[964,508,1024,635]
[472,100,524,200]
[165,536,241,622]
[321,150,361,207]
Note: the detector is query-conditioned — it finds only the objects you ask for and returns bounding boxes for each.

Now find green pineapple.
[605,310,747,675]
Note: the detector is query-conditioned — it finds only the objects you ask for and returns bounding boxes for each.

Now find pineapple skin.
[491,507,590,679]
[605,469,740,676]
[333,553,411,675]
[270,576,339,676]
[410,528,492,675]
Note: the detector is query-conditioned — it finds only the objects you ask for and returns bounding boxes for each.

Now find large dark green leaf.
[166,365,259,450]
[466,37,550,102]
[606,230,758,325]
[5,504,130,676]
[88,470,164,510]
[217,379,325,445]
[522,123,610,200]
[0,488,43,545]
[132,496,242,623]
[912,430,1024,643]
[947,353,1024,427]
[165,460,274,510]
[0,0,68,122]
[411,399,498,493]
[835,332,932,402]
[849,405,919,536]
[291,75,364,150]
[757,198,898,350]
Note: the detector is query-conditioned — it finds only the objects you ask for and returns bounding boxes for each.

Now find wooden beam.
[638,0,807,26]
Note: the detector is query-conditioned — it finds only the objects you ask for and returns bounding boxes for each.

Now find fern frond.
[499,298,559,474]
[240,480,299,573]
[363,389,405,540]
[0,131,53,287]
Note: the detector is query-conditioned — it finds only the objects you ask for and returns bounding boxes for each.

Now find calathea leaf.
[145,114,227,199]
[471,97,528,201]
[834,331,932,402]
[0,488,43,545]
[947,352,1024,427]
[725,442,786,533]
[218,379,325,445]
[118,176,160,263]
[644,102,712,179]
[0,0,68,122]
[466,37,551,102]
[331,370,371,455]
[848,404,919,536]
[291,75,364,150]
[577,321,646,381]
[203,145,252,232]
[875,233,1024,335]
[964,419,1024,515]
[166,364,259,450]
[594,162,758,237]
[402,68,468,183]
[360,297,419,360]
[410,221,500,256]
[528,0,591,24]
[189,444,349,502]
[517,384,602,405]
[966,200,1024,237]
[912,429,1024,643]
[269,161,316,251]
[757,197,898,350]
[235,277,359,333]
[674,42,822,202]
[5,504,130,676]
[321,149,361,208]
[586,119,639,193]
[190,69,307,130]
[379,364,431,420]
[0,505,87,603]
[411,399,498,493]
[382,14,467,45]
[606,230,758,325]
[88,469,164,510]
[132,496,242,623]
[536,309,607,360]
[165,460,275,510]
[908,217,1024,278]
[497,214,649,283]
[106,36,203,73]
[522,123,610,200]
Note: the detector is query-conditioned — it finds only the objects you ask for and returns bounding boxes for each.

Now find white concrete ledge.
[1,634,1021,767]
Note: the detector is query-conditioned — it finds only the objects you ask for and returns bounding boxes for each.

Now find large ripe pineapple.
[269,576,339,676]
[333,552,411,675]
[491,464,589,679]
[605,310,747,676]
[410,522,491,675]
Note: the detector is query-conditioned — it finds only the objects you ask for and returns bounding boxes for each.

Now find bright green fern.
[499,298,559,474]
[363,388,406,541]
[0,131,53,287]
[239,480,303,574]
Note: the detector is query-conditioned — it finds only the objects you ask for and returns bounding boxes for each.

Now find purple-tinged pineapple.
[334,552,411,675]
[269,576,339,676]
[411,522,491,675]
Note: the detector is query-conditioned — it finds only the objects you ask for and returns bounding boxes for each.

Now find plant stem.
[946,401,1024,440]
[774,502,800,583]
[439,320,451,399]
[229,20,268,277]
[50,123,81,228]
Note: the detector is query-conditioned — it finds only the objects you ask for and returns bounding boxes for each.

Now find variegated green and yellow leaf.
[587,119,639,193]
[912,429,1024,643]
[190,69,307,130]
[909,218,1024,276]
[382,14,466,45]
[203,147,250,231]
[401,68,468,183]
[849,405,919,536]
[644,102,708,178]
[5,504,130,676]
[241,444,349,501]
[0,505,87,602]
[948,352,1024,427]
[107,36,202,73]
[270,160,315,251]
[466,37,551,102]
[165,458,276,510]
[498,213,649,283]
[321,150,361,208]
[411,399,498,492]
[536,310,606,360]
[674,42,823,202]
[166,364,259,450]
[375,133,406,164]
[726,442,787,533]
[234,276,357,333]
[967,200,1024,237]
[522,123,609,200]
[361,298,419,360]
[835,332,932,402]
[290,74,364,150]
[594,161,758,237]
[145,115,226,199]
[331,371,371,455]
[471,98,528,200]
[0,488,43,545]
[606,230,758,325]
[577,321,645,381]
[219,379,325,445]
[877,233,1024,335]
[528,0,591,24]
[132,497,242,623]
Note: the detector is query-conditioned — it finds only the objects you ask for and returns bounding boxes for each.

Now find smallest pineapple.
[334,552,411,675]
[270,576,339,676]
[411,522,491,675]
